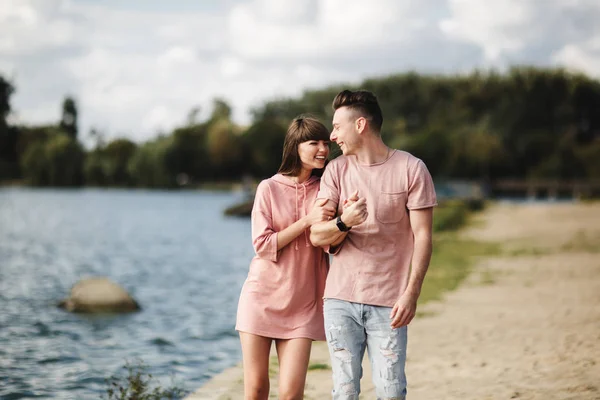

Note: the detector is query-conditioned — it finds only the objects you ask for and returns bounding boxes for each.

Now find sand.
[187,202,600,400]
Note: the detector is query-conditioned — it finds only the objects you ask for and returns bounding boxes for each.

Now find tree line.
[1,66,599,188]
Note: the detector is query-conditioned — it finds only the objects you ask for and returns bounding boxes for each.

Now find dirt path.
[187,202,600,400]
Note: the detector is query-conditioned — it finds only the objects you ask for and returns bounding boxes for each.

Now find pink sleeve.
[251,181,279,262]
[316,163,340,206]
[317,164,343,254]
[407,160,438,210]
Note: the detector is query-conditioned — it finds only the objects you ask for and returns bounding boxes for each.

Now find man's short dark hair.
[332,90,383,133]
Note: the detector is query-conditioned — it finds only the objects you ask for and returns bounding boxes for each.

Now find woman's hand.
[305,198,336,226]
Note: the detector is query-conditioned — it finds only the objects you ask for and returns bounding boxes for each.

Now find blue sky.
[1,0,599,143]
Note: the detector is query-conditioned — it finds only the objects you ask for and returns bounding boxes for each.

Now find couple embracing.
[236,89,437,399]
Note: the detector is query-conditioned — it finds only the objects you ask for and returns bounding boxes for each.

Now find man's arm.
[309,199,347,247]
[390,207,434,328]
[310,197,368,247]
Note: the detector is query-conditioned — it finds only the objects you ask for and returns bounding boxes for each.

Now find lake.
[0,188,254,399]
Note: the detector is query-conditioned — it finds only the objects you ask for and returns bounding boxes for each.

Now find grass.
[422,200,600,309]
[104,360,187,400]
[414,199,504,308]
[415,310,438,319]
[418,235,501,305]
[307,363,330,371]
[561,230,600,253]
[479,269,499,285]
[500,229,600,257]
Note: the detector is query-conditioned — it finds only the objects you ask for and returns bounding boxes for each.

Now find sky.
[1,0,599,143]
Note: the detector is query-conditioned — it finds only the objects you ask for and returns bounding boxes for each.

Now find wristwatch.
[336,215,351,232]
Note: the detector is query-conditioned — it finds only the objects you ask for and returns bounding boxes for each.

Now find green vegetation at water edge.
[2,67,600,188]
[105,360,187,400]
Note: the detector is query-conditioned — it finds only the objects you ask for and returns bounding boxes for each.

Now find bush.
[105,360,186,400]
[433,200,471,232]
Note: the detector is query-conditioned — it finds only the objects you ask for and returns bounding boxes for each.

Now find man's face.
[331,107,359,155]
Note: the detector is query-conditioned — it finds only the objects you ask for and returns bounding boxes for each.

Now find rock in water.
[58,277,141,313]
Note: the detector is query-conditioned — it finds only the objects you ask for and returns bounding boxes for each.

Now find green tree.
[103,138,137,186]
[206,119,243,179]
[242,119,287,177]
[164,123,209,184]
[0,75,18,180]
[21,140,49,185]
[45,133,85,186]
[252,67,600,181]
[60,96,78,140]
[210,98,232,121]
[20,131,84,186]
[128,137,174,188]
[84,149,108,186]
[18,125,62,185]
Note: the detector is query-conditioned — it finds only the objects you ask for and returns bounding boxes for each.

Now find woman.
[236,116,335,400]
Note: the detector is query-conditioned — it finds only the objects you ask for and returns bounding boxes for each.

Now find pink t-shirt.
[236,174,328,340]
[317,150,437,307]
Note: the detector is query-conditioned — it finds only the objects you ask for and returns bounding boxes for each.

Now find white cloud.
[254,0,319,25]
[552,37,600,78]
[441,0,600,65]
[220,56,245,78]
[441,0,533,61]
[228,0,426,59]
[0,0,599,143]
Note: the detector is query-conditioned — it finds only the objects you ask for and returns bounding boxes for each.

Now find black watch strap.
[336,215,351,232]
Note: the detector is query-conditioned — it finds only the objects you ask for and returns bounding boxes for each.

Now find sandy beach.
[187,202,600,400]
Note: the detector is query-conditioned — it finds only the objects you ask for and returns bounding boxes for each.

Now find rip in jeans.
[328,324,358,396]
[380,329,401,367]
[328,324,353,363]
[378,329,404,399]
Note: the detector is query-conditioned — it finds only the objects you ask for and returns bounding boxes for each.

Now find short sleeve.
[406,160,437,210]
[316,162,340,206]
[251,180,279,262]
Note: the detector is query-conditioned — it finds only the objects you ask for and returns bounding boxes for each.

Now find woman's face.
[298,139,330,171]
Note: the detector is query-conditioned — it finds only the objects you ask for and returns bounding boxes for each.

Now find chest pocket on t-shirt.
[376,191,407,224]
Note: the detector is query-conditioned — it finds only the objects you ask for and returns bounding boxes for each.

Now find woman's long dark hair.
[277,116,330,177]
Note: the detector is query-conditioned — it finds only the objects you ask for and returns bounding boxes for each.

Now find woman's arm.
[277,198,335,250]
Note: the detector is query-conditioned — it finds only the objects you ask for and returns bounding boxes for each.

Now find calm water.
[0,188,254,399]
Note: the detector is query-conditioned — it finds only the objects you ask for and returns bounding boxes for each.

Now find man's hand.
[342,189,359,209]
[389,292,418,328]
[340,191,367,228]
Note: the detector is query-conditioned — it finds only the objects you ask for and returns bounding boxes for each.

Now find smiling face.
[331,106,360,156]
[298,139,330,171]
[277,116,331,177]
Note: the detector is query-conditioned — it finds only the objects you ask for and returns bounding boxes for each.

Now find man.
[310,89,437,399]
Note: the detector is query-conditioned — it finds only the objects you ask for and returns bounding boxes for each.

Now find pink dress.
[235,174,328,340]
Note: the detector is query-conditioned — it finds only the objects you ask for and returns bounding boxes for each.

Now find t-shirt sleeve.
[316,163,340,206]
[251,181,279,262]
[406,160,437,210]
[316,163,344,255]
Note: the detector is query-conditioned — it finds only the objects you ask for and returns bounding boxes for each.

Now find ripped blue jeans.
[324,298,407,400]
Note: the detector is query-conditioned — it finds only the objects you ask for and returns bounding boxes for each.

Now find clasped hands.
[309,190,368,227]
